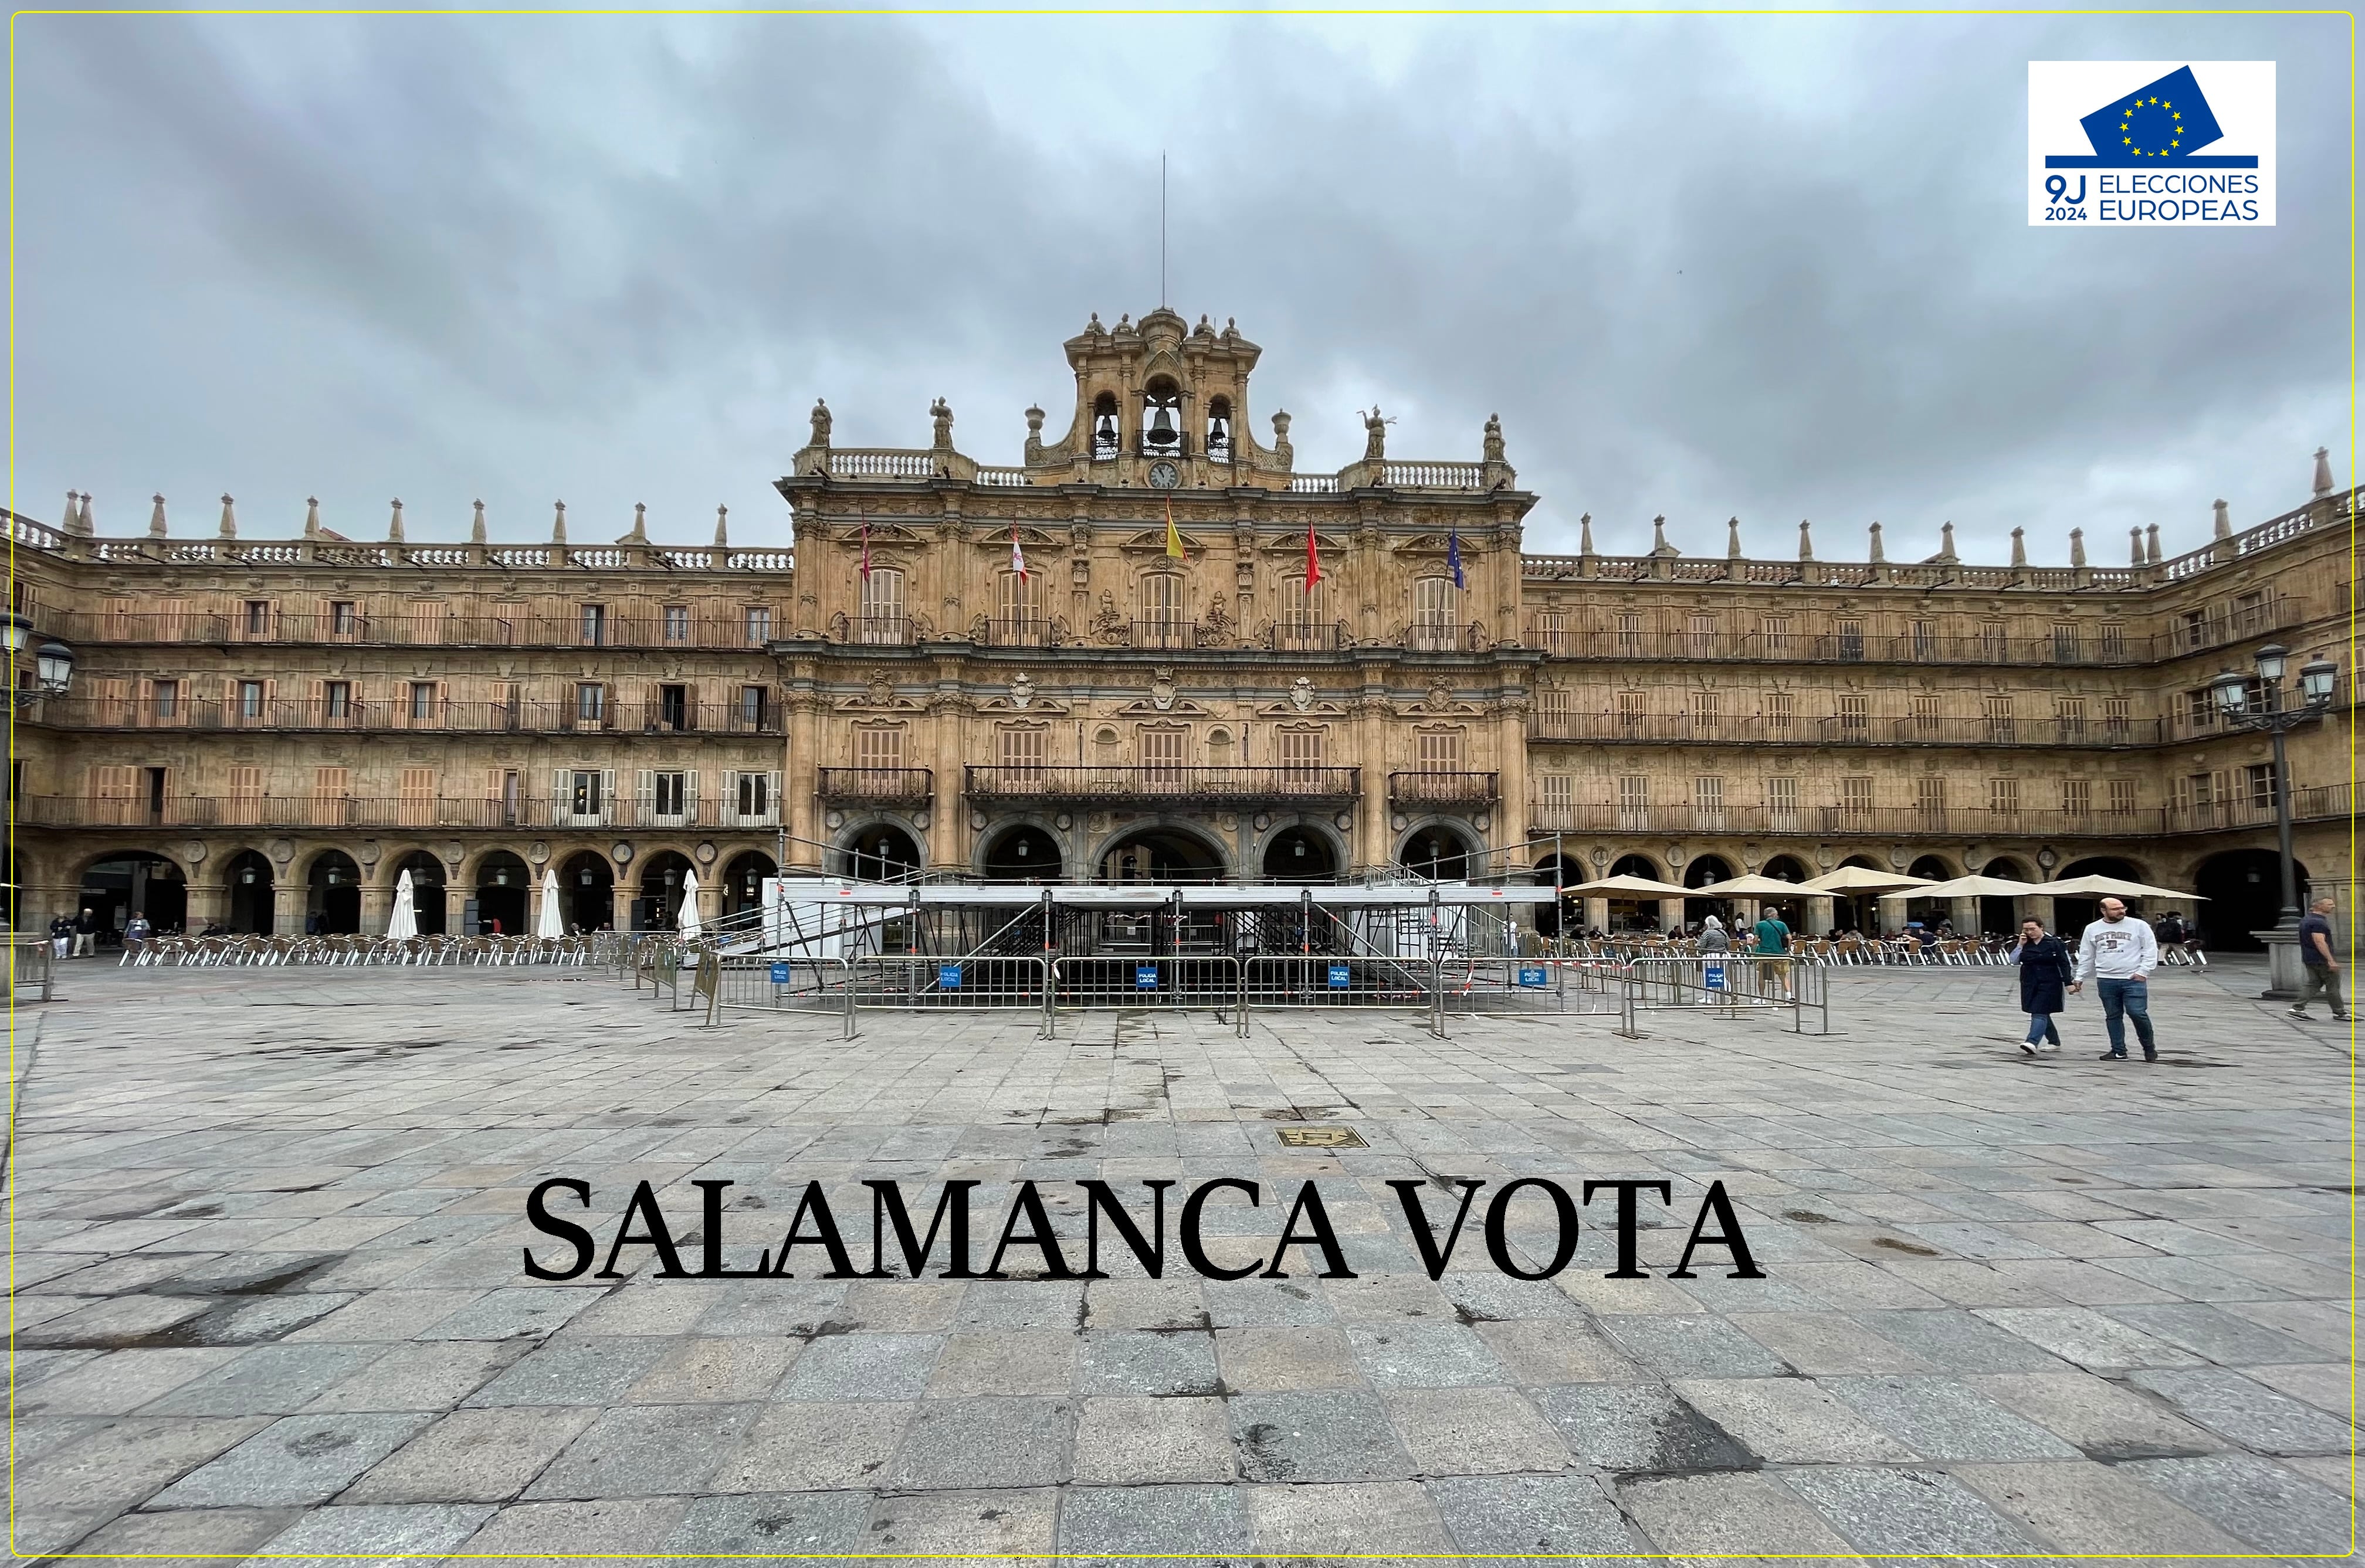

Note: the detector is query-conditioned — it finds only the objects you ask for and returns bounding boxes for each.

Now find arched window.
[858,566,904,643]
[1205,396,1234,462]
[1091,392,1120,460]
[1140,378,1184,457]
[1412,576,1458,651]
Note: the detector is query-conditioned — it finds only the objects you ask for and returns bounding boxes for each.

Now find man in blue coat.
[2010,917,2073,1056]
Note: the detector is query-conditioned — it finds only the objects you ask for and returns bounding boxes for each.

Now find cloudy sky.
[12,13,2346,563]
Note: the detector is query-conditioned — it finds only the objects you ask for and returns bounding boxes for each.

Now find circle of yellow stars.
[2119,94,2184,157]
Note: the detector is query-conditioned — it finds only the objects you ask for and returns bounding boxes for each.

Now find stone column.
[2018,895,2057,935]
[185,874,229,931]
[786,695,822,872]
[1950,895,1980,936]
[1583,896,1609,936]
[1803,895,1834,938]
[1658,897,1686,935]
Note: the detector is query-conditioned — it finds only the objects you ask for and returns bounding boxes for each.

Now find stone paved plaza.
[6,958,2357,1563]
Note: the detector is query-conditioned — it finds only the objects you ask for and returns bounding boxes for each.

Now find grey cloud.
[15,14,2345,561]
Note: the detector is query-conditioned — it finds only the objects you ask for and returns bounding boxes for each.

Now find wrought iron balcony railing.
[964,765,1360,805]
[12,794,784,831]
[24,697,784,737]
[815,768,936,803]
[1387,771,1500,805]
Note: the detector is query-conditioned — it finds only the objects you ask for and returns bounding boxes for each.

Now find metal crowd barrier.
[1617,954,1829,1037]
[697,953,856,1033]
[1052,953,1242,1014]
[856,953,1050,1013]
[1437,956,1626,1017]
[7,939,56,1003]
[1242,953,1433,1011]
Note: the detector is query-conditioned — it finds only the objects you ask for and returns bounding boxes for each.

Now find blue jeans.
[2024,1013,2060,1046]
[2097,978,2157,1057]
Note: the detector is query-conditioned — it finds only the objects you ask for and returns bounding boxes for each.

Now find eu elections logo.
[2028,62,2275,226]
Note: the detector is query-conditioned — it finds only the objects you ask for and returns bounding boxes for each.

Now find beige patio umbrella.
[1799,866,1935,894]
[1563,873,1692,897]
[1696,873,1822,898]
[1877,874,2041,901]
[2028,874,2205,901]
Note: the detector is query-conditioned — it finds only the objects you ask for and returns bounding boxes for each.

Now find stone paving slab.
[4,959,2355,1559]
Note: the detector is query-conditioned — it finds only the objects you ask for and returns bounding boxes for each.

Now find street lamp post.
[2208,643,2339,997]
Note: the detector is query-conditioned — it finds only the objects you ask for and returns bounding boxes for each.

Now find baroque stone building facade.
[6,307,2354,946]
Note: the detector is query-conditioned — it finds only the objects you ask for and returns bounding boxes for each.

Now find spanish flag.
[1164,498,1184,560]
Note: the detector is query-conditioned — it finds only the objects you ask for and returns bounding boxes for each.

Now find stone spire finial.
[1726,517,1743,559]
[2144,522,2161,563]
[63,490,86,536]
[2009,526,2027,568]
[621,502,649,545]
[2212,498,2232,539]
[470,499,487,545]
[303,497,321,538]
[1578,512,1595,556]
[551,500,567,545]
[2129,527,2144,565]
[1648,515,1678,558]
[2313,446,2335,497]
[74,492,92,534]
[1797,519,1814,561]
[714,504,729,548]
[148,494,167,538]
[1867,521,1885,564]
[2069,527,2086,567]
[217,494,237,539]
[387,498,404,544]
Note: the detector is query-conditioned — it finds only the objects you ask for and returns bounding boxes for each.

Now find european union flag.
[2047,66,2255,168]
[1446,527,1465,589]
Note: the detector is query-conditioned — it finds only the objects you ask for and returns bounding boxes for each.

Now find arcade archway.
[723,852,776,918]
[558,851,614,934]
[1261,826,1338,883]
[1683,854,1737,927]
[1607,853,1668,932]
[2195,849,2306,951]
[81,851,186,939]
[475,851,530,936]
[1401,824,1478,882]
[841,824,922,883]
[391,851,448,936]
[636,851,697,931]
[2054,855,2148,935]
[1099,824,1225,884]
[225,850,276,935]
[307,851,362,935]
[982,825,1062,884]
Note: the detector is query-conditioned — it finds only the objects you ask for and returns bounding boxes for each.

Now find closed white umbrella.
[385,868,418,939]
[676,868,702,939]
[536,868,565,938]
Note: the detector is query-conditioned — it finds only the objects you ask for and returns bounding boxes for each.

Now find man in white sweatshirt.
[2070,897,2160,1061]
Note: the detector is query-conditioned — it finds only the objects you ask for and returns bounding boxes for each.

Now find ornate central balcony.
[1387,771,1500,806]
[963,765,1359,806]
[816,767,935,803]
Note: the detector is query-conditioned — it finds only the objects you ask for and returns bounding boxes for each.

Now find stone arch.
[1397,820,1482,881]
[387,848,450,936]
[635,850,700,931]
[1089,819,1228,884]
[1258,817,1346,883]
[304,849,365,935]
[835,820,925,882]
[555,850,616,934]
[979,820,1065,883]
[2194,848,2307,951]
[472,850,533,937]
[73,849,189,938]
[722,851,777,918]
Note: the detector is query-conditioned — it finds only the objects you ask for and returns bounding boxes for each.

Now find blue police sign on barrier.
[1327,963,1351,989]
[1135,964,1160,990]
[1517,965,1548,988]
[938,964,963,990]
[769,962,791,984]
[1704,962,1727,991]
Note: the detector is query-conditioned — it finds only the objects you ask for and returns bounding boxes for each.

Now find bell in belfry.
[1146,401,1179,450]
[1096,408,1119,448]
[1207,409,1229,447]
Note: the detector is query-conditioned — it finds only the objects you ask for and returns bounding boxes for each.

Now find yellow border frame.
[4,9,2356,1558]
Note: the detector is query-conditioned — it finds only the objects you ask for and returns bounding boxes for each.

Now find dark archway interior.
[309,851,362,935]
[1402,827,1475,882]
[2195,849,2307,951]
[393,851,448,936]
[1761,856,1810,881]
[843,826,922,884]
[1605,853,1666,932]
[635,851,698,931]
[475,851,530,936]
[560,852,614,934]
[1683,854,1737,926]
[225,850,276,935]
[83,853,186,939]
[1977,858,2030,936]
[724,852,777,918]
[1103,826,1225,884]
[1532,853,1584,938]
[1262,827,1337,882]
[984,826,1063,884]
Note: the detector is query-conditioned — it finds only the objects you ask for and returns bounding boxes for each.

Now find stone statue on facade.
[1361,406,1390,463]
[1091,591,1128,645]
[1198,593,1233,646]
[930,397,954,450]
[1483,413,1505,464]
[809,398,832,447]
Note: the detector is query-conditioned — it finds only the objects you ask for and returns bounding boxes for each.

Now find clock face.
[1147,460,1181,490]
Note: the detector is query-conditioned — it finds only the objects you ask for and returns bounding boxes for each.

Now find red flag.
[1010,524,1028,581]
[1305,519,1322,590]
